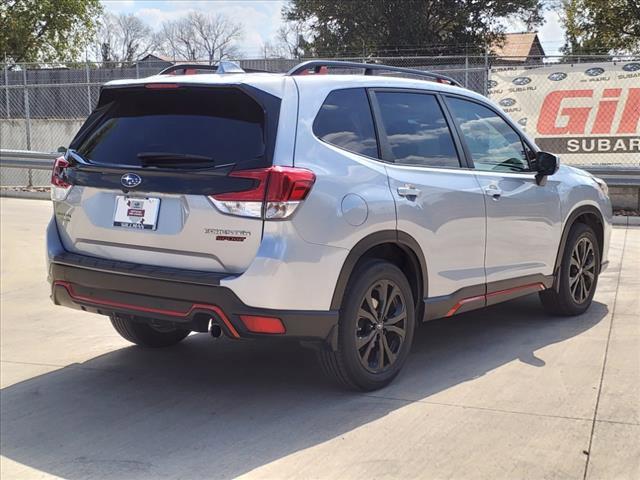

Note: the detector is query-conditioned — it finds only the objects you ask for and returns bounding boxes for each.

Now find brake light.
[210,166,315,219]
[145,83,180,89]
[51,156,72,201]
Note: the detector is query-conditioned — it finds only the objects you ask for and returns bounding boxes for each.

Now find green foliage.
[0,0,102,64]
[284,0,545,56]
[561,0,640,54]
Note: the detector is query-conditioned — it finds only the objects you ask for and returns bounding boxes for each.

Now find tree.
[283,0,545,56]
[93,12,154,66]
[0,0,102,64]
[156,12,243,63]
[561,0,640,55]
[275,21,308,59]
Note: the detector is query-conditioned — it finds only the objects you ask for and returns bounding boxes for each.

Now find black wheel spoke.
[382,335,396,364]
[377,333,384,369]
[385,308,406,326]
[358,308,377,325]
[385,325,406,339]
[357,330,376,349]
[382,285,399,319]
[362,334,376,364]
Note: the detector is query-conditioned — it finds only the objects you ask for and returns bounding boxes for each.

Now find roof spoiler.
[286,60,462,87]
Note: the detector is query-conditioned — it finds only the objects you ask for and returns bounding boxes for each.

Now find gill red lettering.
[592,89,621,134]
[617,88,640,134]
[537,90,593,135]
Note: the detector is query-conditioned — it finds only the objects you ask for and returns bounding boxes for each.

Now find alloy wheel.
[569,237,596,304]
[355,280,407,373]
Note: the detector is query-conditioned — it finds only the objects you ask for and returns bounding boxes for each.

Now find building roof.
[136,53,174,63]
[491,32,546,61]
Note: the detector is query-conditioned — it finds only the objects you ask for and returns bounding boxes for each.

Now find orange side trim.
[445,283,546,317]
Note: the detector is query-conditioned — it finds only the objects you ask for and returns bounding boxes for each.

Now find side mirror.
[534,151,559,185]
[57,146,67,153]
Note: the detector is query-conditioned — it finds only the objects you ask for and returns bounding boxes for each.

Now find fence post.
[483,47,489,96]
[4,61,9,118]
[464,55,469,88]
[22,66,32,151]
[136,62,140,79]
[85,61,92,114]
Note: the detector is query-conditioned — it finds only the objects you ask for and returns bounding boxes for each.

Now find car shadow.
[0,295,608,479]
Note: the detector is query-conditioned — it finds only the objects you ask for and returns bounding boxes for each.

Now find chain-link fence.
[1,54,638,188]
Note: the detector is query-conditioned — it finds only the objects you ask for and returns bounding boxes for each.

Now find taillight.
[210,166,315,219]
[51,156,72,201]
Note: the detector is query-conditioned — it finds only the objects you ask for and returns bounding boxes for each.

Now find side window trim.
[434,93,473,169]
[367,87,467,170]
[366,89,393,161]
[443,93,536,173]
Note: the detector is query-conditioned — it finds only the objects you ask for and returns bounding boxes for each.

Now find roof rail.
[158,61,266,76]
[287,60,462,87]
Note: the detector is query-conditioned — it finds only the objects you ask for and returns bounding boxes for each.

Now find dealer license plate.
[113,196,160,230]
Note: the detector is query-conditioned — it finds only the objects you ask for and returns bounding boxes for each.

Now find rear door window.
[74,87,270,170]
[374,91,461,168]
[313,88,379,158]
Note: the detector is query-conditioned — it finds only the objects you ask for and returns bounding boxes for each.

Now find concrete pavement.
[1,197,638,479]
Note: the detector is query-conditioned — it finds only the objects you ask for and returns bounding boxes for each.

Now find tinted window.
[447,97,530,172]
[375,92,460,168]
[313,89,378,158]
[75,87,268,169]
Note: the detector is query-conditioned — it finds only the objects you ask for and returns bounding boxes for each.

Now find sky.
[102,0,567,57]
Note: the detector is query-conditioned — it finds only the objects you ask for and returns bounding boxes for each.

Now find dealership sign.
[489,62,640,165]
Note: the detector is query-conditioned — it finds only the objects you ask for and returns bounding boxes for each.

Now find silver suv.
[47,61,612,390]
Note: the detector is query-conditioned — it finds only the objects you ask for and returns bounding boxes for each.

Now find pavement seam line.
[582,226,628,480]
[363,393,594,422]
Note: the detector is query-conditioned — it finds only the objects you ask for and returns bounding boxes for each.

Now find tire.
[318,259,416,391]
[540,222,600,316]
[110,314,191,347]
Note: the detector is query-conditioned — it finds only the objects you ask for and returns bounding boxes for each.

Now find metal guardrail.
[1,149,639,187]
[0,149,58,169]
[581,167,640,187]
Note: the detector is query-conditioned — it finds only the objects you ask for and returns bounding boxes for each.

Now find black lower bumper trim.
[49,255,338,343]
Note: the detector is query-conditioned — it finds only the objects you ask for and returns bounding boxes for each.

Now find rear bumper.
[49,252,338,344]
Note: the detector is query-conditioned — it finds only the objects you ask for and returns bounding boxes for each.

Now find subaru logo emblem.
[121,173,142,188]
[512,76,531,86]
[585,67,604,77]
[499,98,516,107]
[622,62,640,72]
[548,72,567,81]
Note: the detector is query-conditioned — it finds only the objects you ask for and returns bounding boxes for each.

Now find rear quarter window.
[313,88,379,158]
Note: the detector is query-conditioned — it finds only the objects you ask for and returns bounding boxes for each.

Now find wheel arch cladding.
[330,230,428,315]
[553,205,605,291]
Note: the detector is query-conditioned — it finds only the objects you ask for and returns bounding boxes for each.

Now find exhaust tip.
[209,323,223,339]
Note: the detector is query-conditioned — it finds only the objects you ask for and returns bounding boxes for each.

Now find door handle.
[397,185,421,198]
[484,184,502,199]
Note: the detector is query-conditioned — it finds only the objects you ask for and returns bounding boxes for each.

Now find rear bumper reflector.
[240,315,286,334]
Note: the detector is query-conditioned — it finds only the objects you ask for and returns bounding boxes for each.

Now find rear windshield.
[74,87,269,169]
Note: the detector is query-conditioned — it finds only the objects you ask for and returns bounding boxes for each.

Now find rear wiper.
[137,152,215,166]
